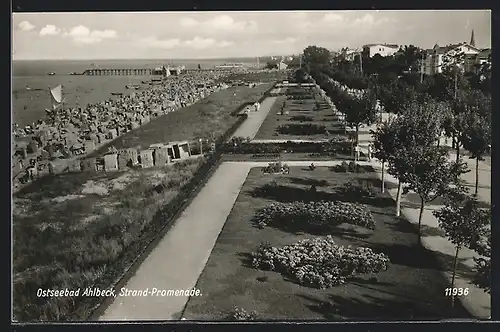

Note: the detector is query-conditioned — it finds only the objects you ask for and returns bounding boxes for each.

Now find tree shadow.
[353,240,473,279]
[237,252,256,269]
[364,177,399,190]
[298,292,470,321]
[248,184,341,203]
[288,177,329,187]
[386,217,444,237]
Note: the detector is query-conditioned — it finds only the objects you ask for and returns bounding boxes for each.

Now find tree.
[471,228,491,293]
[265,60,278,70]
[406,145,468,244]
[343,90,377,144]
[302,45,331,70]
[370,119,399,193]
[377,79,418,114]
[388,101,443,217]
[433,193,490,307]
[460,110,491,195]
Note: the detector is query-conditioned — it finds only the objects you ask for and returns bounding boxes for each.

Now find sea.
[12,58,258,128]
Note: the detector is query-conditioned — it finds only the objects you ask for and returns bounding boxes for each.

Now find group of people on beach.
[13,70,235,139]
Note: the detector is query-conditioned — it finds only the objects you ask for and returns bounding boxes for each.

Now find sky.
[12,10,491,60]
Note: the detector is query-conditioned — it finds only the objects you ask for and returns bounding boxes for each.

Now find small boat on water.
[141,80,150,84]
[25,85,43,91]
[125,84,141,90]
[111,92,123,96]
[47,72,56,76]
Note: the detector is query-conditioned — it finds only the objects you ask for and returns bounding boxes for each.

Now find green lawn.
[254,87,347,141]
[182,166,472,321]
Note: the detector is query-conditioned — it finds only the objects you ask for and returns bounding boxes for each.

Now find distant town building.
[422,34,485,75]
[278,61,288,70]
[362,44,399,57]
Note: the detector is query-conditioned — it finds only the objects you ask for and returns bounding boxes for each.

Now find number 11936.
[445,288,469,296]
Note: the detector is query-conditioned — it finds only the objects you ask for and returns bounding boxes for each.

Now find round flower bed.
[253,201,376,231]
[251,236,389,288]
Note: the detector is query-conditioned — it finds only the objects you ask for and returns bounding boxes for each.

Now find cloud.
[141,36,233,50]
[178,14,257,33]
[64,25,118,44]
[18,21,35,31]
[39,25,60,36]
[140,37,181,49]
[272,37,297,44]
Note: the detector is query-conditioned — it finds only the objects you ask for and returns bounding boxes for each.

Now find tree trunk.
[418,197,425,245]
[451,133,456,149]
[451,246,460,309]
[356,123,360,145]
[455,137,460,163]
[396,180,403,217]
[381,161,385,193]
[475,156,479,196]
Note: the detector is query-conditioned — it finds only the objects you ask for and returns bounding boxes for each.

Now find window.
[379,48,382,51]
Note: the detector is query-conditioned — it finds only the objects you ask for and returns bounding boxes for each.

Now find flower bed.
[252,201,376,230]
[251,236,389,288]
[277,124,327,135]
[289,115,314,122]
[262,162,290,174]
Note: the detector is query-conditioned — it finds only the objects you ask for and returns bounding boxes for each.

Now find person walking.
[367,144,373,162]
[354,143,360,162]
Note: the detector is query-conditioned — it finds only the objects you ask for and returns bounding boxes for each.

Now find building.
[339,47,361,61]
[151,145,170,166]
[167,141,191,161]
[422,42,481,75]
[362,44,399,57]
[422,30,485,75]
[139,149,154,168]
[278,61,288,70]
[104,153,119,171]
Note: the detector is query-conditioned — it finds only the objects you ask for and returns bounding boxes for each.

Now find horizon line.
[12,55,295,61]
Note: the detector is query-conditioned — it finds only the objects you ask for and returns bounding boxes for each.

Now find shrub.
[251,236,389,288]
[225,306,258,321]
[340,181,376,200]
[277,124,327,136]
[253,201,376,230]
[333,161,350,173]
[262,162,289,174]
[289,115,314,122]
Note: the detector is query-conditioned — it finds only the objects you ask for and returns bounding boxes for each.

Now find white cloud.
[18,21,35,31]
[140,37,181,49]
[141,36,233,50]
[178,14,257,33]
[272,37,297,44]
[39,25,60,36]
[65,25,118,44]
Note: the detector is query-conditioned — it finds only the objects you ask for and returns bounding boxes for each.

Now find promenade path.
[231,97,277,140]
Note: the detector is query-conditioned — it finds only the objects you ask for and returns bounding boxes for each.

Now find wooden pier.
[83,65,187,76]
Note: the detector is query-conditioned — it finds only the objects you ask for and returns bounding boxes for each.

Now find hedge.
[220,140,351,155]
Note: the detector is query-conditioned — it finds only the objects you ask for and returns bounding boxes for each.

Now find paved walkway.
[231,97,277,140]
[99,163,252,320]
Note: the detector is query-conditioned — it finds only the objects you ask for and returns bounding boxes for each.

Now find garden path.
[231,97,277,139]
